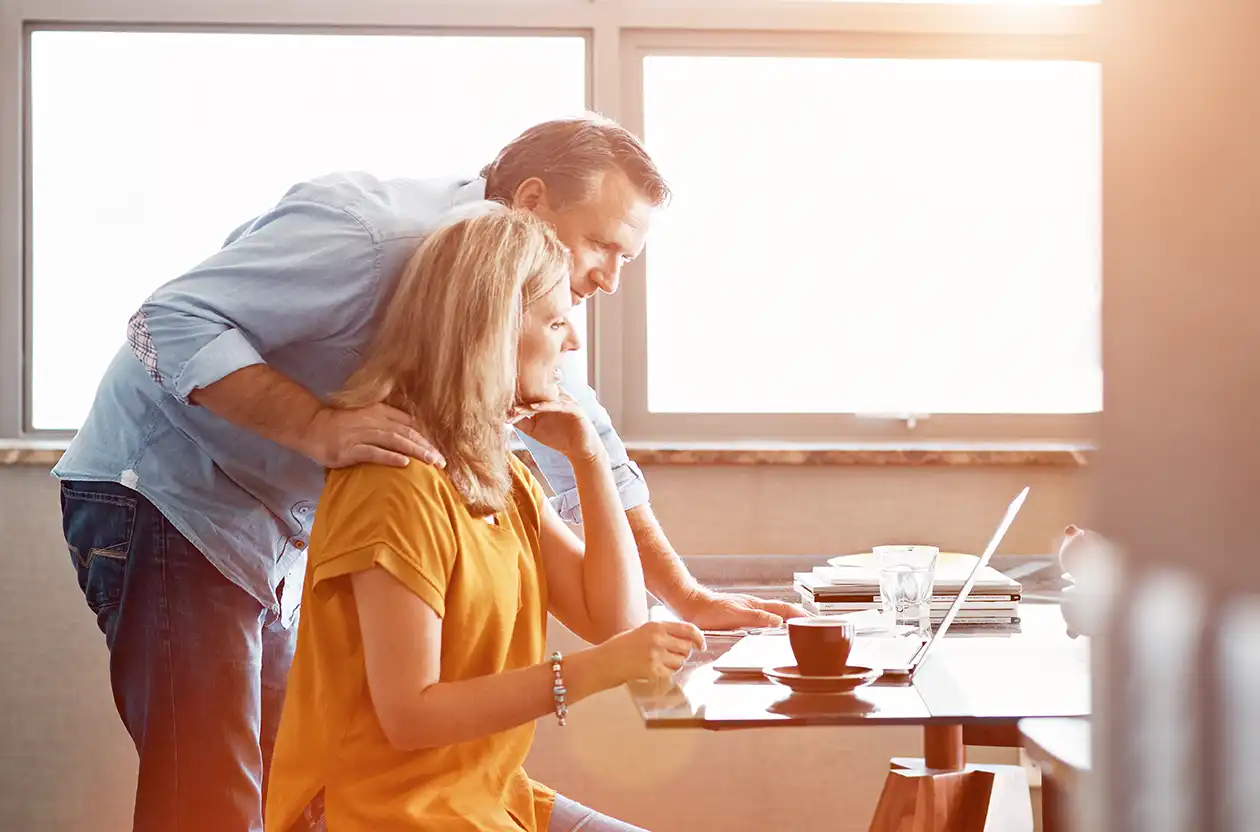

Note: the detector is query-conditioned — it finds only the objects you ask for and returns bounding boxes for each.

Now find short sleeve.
[309,464,459,618]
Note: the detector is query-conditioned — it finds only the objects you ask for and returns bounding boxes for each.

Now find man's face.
[515,169,654,309]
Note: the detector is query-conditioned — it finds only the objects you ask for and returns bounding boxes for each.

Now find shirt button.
[293,539,306,550]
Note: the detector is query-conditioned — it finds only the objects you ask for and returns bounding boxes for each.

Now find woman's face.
[516,274,581,404]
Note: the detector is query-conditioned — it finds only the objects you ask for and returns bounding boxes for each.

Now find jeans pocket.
[60,482,139,616]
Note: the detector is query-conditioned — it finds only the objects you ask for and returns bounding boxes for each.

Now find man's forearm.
[626,504,706,614]
[188,364,323,456]
[573,452,649,636]
[625,504,805,630]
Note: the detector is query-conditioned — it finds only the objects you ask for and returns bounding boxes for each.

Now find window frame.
[608,26,1101,443]
[0,0,1101,444]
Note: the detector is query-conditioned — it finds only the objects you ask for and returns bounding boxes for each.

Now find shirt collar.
[453,178,488,207]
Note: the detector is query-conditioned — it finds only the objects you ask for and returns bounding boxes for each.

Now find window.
[28,30,587,430]
[6,3,1100,443]
[640,55,1101,418]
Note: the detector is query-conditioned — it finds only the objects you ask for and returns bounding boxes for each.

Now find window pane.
[644,56,1101,414]
[29,31,587,430]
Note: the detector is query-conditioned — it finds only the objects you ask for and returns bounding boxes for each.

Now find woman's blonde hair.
[335,205,570,515]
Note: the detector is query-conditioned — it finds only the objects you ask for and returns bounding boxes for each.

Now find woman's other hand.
[511,393,602,463]
[587,621,706,688]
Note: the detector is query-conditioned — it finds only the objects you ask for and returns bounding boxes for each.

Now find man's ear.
[512,177,549,213]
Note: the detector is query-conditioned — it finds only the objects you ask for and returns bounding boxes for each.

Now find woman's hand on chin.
[511,393,603,462]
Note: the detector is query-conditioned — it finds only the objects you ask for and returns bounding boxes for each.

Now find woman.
[263,205,705,832]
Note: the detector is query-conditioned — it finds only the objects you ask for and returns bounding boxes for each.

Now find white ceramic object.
[1057,524,1095,583]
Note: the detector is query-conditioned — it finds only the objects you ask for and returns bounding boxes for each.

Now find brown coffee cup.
[787,616,855,676]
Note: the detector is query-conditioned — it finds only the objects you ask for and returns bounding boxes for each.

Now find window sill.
[0,439,1094,469]
[0,440,70,467]
[623,441,1093,468]
[0,440,546,470]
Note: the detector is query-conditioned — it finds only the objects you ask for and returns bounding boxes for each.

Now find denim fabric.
[60,480,322,832]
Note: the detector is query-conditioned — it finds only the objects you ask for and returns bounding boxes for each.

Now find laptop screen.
[913,486,1030,670]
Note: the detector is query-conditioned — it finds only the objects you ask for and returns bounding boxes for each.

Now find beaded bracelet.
[550,651,568,727]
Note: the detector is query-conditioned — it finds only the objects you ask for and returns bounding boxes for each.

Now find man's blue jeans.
[59,480,321,832]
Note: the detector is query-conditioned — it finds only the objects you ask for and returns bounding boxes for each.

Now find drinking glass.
[876,545,939,636]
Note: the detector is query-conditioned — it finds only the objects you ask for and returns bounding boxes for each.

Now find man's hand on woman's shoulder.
[303,403,445,469]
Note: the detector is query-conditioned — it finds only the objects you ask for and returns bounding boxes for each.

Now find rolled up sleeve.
[171,327,265,403]
[514,366,650,525]
[546,459,650,526]
[127,193,381,405]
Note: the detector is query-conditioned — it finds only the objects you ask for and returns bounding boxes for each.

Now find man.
[54,115,802,831]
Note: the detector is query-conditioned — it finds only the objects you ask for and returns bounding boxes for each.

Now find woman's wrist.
[568,451,607,473]
[562,645,624,700]
[564,429,606,466]
[549,652,568,726]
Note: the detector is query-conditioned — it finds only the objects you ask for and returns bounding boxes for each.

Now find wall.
[641,463,1088,557]
[1093,0,1260,828]
[0,462,1078,831]
[0,466,140,831]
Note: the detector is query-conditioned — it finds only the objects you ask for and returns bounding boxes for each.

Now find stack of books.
[793,553,1022,627]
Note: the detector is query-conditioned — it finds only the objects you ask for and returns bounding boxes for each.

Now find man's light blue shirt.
[53,173,649,622]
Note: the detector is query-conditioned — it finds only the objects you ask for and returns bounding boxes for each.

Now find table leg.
[868,725,1034,832]
[925,724,965,771]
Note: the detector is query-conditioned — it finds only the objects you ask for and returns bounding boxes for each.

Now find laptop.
[712,486,1030,682]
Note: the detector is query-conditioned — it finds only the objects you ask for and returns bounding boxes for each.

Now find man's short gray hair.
[480,114,670,209]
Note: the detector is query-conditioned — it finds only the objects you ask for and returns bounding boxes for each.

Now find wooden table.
[629,603,1090,831]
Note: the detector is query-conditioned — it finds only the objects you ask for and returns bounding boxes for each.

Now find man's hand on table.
[675,588,808,630]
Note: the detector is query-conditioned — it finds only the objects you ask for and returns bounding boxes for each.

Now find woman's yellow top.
[265,455,555,832]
